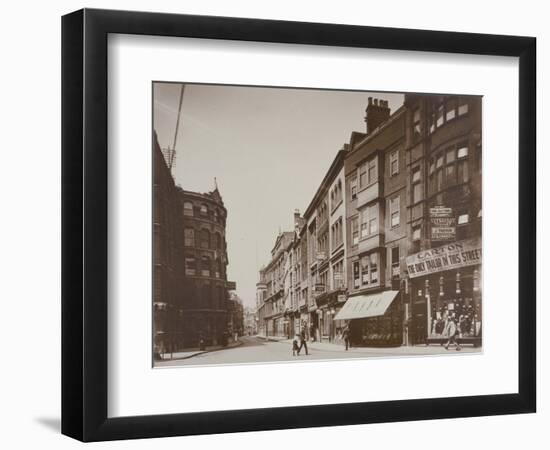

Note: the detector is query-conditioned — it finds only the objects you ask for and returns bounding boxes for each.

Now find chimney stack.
[365,97,391,134]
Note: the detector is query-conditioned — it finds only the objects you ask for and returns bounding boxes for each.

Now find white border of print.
[107,34,518,418]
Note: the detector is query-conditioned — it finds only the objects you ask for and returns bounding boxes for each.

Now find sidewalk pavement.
[158,339,243,362]
[264,337,480,355]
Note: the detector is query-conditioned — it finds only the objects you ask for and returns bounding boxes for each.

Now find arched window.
[183,201,194,217]
[200,204,208,216]
[184,228,195,247]
[214,259,222,278]
[200,229,210,249]
[214,232,222,250]
[201,255,211,277]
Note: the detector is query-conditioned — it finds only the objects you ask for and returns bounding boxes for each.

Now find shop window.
[390,196,400,228]
[390,150,399,176]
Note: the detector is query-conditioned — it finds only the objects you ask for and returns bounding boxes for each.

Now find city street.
[156,335,480,367]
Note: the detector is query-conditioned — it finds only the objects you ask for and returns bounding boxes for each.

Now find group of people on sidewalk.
[292,326,352,356]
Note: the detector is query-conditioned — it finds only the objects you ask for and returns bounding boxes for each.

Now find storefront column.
[425,279,432,339]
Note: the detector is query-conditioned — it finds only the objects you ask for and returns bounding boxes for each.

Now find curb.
[159,340,245,362]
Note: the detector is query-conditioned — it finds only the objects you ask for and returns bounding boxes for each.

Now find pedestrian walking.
[342,326,350,351]
[444,315,462,351]
[292,333,300,356]
[298,329,309,355]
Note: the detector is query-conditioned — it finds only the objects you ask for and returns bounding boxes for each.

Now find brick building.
[256,93,482,348]
[153,131,236,354]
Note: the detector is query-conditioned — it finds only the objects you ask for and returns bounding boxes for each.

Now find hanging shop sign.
[405,238,481,278]
[430,206,456,241]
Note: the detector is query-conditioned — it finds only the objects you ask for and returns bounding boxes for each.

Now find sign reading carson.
[405,238,481,278]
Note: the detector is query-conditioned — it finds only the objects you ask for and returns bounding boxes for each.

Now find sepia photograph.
[152,82,482,368]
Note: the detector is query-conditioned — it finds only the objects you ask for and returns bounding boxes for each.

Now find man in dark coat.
[298,329,309,355]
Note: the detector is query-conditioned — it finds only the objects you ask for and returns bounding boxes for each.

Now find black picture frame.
[61,8,536,442]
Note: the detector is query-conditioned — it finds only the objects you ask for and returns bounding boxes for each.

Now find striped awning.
[334,291,399,320]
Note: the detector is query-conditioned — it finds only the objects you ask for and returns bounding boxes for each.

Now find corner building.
[402,94,482,346]
[179,188,233,348]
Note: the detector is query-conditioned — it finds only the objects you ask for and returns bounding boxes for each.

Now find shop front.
[406,237,482,346]
[314,288,347,343]
[334,290,402,347]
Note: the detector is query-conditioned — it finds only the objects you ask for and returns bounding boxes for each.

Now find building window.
[215,259,222,278]
[201,255,211,277]
[390,196,400,228]
[457,145,469,159]
[185,257,196,276]
[359,157,378,189]
[331,180,343,210]
[370,253,378,284]
[445,98,457,122]
[351,216,359,245]
[332,260,344,289]
[413,108,421,139]
[361,256,370,285]
[458,213,469,225]
[360,204,378,238]
[458,98,469,116]
[184,228,195,247]
[350,176,358,200]
[391,246,400,278]
[412,226,421,241]
[412,166,422,204]
[331,218,343,250]
[183,201,194,216]
[360,252,380,287]
[390,150,399,176]
[200,204,208,216]
[353,261,360,288]
[436,103,445,127]
[200,229,210,249]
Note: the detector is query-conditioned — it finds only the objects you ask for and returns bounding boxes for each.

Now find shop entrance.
[412,300,427,345]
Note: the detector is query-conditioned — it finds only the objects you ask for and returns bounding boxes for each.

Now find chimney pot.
[368,97,373,105]
[374,99,379,106]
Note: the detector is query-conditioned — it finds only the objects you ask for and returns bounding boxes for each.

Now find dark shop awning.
[334,291,399,320]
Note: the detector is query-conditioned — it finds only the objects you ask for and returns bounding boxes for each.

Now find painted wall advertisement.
[430,206,456,241]
[405,237,482,278]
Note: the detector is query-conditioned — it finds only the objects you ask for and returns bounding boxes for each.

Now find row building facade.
[257,94,482,347]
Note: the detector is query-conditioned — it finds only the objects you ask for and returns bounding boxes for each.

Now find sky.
[153,82,404,307]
